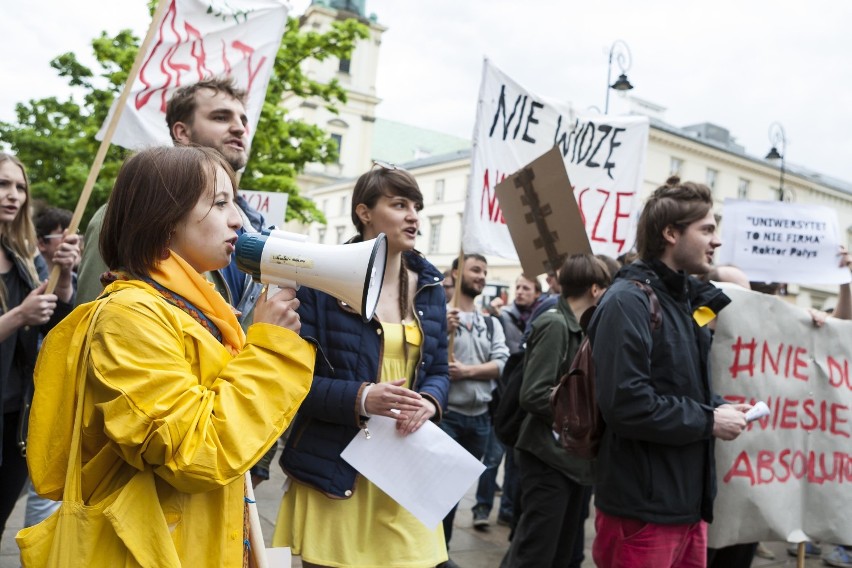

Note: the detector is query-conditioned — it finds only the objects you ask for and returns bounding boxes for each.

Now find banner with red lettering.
[463,59,649,262]
[708,285,852,548]
[97,0,288,151]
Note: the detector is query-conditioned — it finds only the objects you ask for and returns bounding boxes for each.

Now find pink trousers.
[592,508,707,568]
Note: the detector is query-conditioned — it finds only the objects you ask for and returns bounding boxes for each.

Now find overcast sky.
[2,1,851,183]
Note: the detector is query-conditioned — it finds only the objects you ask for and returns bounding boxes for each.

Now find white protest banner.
[97,0,289,151]
[718,199,851,285]
[463,59,649,262]
[708,285,852,548]
[239,189,288,226]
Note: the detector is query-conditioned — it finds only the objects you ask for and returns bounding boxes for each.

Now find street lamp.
[605,40,634,114]
[765,122,787,201]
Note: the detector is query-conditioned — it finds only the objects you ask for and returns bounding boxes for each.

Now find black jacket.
[588,259,730,524]
[0,249,73,462]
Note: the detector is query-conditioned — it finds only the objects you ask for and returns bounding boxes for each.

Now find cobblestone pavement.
[1,463,829,568]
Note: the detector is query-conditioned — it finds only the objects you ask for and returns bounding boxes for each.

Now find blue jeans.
[439,410,491,545]
[474,426,514,519]
[25,481,60,527]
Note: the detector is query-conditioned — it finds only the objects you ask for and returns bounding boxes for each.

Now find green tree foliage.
[0,9,368,226]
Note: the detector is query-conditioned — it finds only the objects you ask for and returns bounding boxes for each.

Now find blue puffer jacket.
[279,249,449,497]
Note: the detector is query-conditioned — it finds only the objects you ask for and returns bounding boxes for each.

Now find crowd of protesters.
[1,76,850,568]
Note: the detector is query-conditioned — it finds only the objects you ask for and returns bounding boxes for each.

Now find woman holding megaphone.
[273,162,451,567]
[20,146,315,567]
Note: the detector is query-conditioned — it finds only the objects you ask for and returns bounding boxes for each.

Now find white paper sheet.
[266,547,291,567]
[745,400,770,423]
[341,414,486,529]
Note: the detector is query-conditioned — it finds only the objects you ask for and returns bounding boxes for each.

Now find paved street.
[0,462,831,567]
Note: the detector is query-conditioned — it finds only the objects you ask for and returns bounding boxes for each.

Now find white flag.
[98,0,289,152]
[464,59,649,260]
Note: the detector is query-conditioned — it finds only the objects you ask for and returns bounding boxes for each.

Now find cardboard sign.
[463,59,649,260]
[494,146,591,276]
[708,285,852,548]
[718,199,851,285]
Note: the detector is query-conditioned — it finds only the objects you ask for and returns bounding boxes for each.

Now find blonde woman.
[0,153,79,541]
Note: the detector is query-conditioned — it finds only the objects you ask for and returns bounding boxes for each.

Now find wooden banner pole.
[447,248,465,362]
[45,0,171,293]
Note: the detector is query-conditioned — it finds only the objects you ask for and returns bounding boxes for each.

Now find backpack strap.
[629,280,663,331]
[484,313,494,342]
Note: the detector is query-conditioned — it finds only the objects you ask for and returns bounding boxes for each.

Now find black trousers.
[502,449,587,568]
[1,411,30,541]
[707,543,756,568]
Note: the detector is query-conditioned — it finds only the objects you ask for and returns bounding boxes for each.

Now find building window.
[434,179,445,203]
[330,134,343,163]
[336,225,346,244]
[321,199,329,214]
[339,195,348,216]
[317,228,326,244]
[706,168,718,191]
[338,58,351,74]
[737,178,750,200]
[670,157,683,176]
[428,217,442,254]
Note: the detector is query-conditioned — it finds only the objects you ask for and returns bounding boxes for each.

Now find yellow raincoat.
[25,254,315,567]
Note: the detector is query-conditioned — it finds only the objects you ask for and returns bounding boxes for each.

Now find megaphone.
[235,230,387,322]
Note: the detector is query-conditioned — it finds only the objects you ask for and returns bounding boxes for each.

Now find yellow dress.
[272,321,448,568]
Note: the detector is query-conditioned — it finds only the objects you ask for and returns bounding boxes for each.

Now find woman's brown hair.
[350,166,423,236]
[101,146,236,277]
[0,153,40,310]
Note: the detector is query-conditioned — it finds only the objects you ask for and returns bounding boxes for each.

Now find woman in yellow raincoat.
[22,146,315,567]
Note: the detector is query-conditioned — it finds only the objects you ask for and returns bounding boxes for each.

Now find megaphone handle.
[263,280,299,297]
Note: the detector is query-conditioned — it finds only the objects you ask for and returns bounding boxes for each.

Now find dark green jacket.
[515,296,594,485]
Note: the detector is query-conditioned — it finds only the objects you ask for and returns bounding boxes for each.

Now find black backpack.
[490,349,526,447]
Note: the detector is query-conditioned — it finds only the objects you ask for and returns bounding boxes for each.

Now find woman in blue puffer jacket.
[273,163,450,567]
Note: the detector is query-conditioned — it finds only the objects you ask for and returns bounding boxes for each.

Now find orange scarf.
[148,252,246,354]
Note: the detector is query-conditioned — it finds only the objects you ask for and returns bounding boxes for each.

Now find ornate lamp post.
[605,40,634,114]
[765,122,787,201]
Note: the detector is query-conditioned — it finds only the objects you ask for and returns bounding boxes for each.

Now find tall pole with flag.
[44,2,293,565]
[48,0,291,293]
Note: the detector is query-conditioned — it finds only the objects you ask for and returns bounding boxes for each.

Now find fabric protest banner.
[97,0,289,151]
[463,59,649,262]
[708,285,852,548]
[718,199,851,285]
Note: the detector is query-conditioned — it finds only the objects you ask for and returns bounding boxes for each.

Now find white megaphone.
[235,229,387,322]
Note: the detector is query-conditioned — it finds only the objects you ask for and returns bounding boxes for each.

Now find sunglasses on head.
[372,159,400,171]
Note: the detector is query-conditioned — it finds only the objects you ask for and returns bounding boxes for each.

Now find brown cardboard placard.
[494,146,592,277]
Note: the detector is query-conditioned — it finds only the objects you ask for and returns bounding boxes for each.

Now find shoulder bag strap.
[61,295,115,503]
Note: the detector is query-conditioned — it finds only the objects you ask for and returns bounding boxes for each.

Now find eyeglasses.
[372,159,400,171]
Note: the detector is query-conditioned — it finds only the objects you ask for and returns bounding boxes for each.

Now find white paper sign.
[463,59,649,261]
[239,189,288,226]
[708,285,852,548]
[341,415,486,529]
[718,199,851,284]
[98,0,289,151]
[266,547,291,567]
